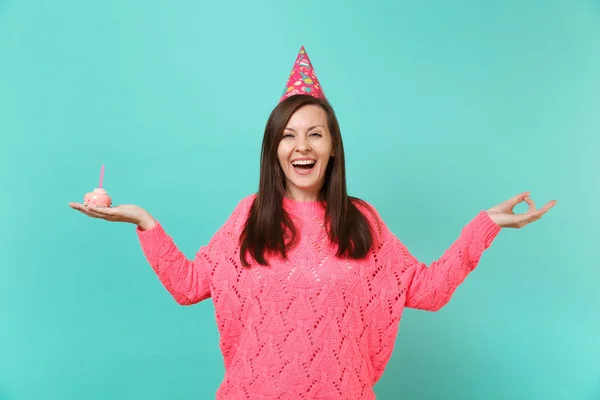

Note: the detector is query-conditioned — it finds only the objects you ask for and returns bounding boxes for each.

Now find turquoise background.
[0,0,598,399]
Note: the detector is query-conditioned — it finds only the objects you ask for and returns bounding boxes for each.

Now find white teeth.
[292,160,316,166]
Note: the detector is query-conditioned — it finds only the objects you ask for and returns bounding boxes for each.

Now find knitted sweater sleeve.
[135,195,254,305]
[363,208,501,383]
[389,210,501,312]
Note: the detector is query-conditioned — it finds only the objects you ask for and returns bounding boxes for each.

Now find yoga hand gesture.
[486,192,556,228]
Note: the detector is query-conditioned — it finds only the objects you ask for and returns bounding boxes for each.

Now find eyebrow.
[284,125,324,132]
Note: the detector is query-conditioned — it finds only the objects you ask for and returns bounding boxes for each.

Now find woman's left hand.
[486,192,557,228]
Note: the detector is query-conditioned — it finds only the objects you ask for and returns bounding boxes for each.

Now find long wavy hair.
[239,94,375,267]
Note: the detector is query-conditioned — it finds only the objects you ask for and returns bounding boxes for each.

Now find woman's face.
[277,104,334,201]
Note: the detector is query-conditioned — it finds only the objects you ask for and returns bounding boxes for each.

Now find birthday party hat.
[279,46,326,103]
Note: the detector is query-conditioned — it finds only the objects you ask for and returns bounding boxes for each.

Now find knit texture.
[136,194,501,399]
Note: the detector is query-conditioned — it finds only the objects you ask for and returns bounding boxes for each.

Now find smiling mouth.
[291,160,316,171]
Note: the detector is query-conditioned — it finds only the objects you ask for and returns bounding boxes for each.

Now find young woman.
[70,47,555,399]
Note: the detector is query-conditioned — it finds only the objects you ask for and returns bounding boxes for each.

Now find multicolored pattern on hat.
[279,46,326,103]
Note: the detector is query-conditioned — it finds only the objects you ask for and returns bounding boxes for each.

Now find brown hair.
[240,94,375,267]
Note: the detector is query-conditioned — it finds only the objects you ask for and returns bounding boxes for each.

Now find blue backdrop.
[0,1,598,399]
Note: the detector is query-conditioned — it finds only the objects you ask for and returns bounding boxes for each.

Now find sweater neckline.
[283,196,326,217]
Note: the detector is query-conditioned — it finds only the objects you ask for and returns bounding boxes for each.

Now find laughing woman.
[70,47,556,399]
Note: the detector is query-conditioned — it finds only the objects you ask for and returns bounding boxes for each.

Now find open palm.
[69,202,146,225]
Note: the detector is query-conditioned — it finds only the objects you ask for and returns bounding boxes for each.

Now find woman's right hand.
[69,202,156,231]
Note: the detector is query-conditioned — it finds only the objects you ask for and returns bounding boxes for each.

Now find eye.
[282,133,294,138]
[310,132,322,137]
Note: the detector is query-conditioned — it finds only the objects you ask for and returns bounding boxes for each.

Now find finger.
[523,196,536,212]
[86,205,123,220]
[71,204,96,216]
[86,210,108,219]
[526,200,556,222]
[86,204,117,215]
[76,207,104,219]
[538,200,557,214]
[506,191,531,207]
[69,203,89,213]
[71,203,113,220]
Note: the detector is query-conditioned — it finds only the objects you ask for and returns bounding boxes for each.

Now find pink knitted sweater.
[136,194,501,399]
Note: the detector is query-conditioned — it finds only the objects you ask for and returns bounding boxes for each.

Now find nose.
[295,135,310,152]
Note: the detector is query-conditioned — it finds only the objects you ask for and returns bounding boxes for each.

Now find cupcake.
[84,188,112,207]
